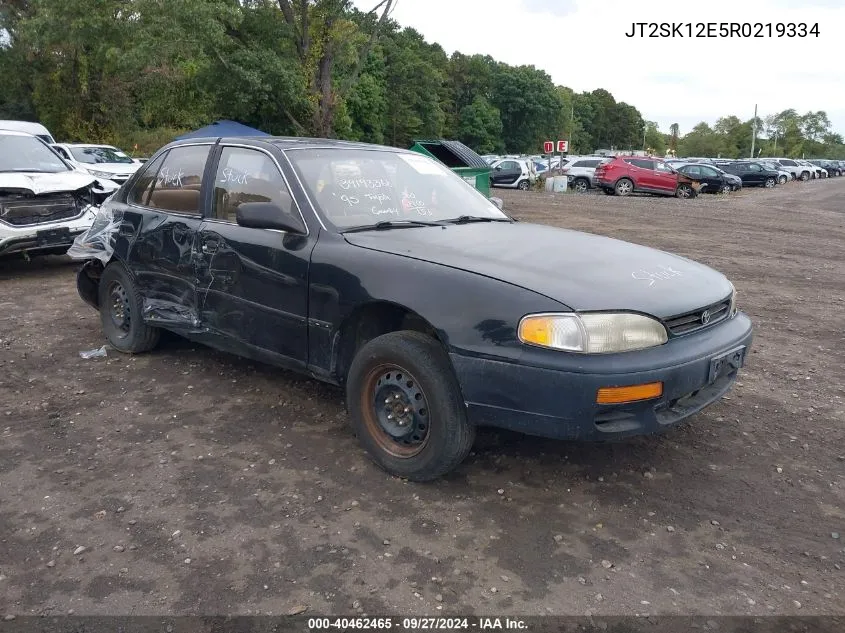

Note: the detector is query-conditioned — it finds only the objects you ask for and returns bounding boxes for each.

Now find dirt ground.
[1,179,844,618]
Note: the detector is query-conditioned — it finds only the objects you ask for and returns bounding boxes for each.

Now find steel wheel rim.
[779,176,787,184]
[361,364,430,458]
[107,281,131,338]
[722,185,731,194]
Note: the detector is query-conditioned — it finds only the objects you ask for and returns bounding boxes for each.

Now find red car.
[594,156,696,198]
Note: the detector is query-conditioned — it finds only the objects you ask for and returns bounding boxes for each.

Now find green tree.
[456,96,502,154]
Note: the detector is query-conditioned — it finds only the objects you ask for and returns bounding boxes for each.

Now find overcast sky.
[354,0,845,137]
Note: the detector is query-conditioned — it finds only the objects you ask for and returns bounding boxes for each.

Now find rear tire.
[676,183,694,198]
[98,263,160,354]
[572,178,589,193]
[614,178,633,196]
[800,171,810,181]
[346,331,475,481]
[778,175,787,185]
[517,179,530,191]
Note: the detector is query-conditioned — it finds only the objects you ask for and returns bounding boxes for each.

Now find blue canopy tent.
[174,120,270,140]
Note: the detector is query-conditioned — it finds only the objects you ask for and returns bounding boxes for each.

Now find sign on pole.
[557,140,568,153]
[543,141,554,154]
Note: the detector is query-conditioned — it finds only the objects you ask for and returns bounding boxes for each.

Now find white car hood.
[83,163,140,174]
[0,171,101,195]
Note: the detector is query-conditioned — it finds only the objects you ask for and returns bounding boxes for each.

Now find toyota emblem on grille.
[701,309,711,325]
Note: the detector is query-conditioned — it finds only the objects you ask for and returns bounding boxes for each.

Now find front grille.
[664,295,731,336]
[0,194,83,226]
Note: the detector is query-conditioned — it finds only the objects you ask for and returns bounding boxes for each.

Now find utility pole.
[750,103,757,159]
[642,125,647,153]
[568,102,574,156]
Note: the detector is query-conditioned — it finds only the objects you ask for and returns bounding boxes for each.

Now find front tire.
[721,184,732,194]
[98,263,160,353]
[764,177,776,188]
[346,331,475,481]
[778,175,787,184]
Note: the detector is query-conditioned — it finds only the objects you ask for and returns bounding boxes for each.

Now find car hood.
[344,222,733,318]
[0,171,101,195]
[82,163,140,174]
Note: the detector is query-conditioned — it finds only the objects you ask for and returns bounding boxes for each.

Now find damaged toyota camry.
[0,130,118,258]
[69,136,753,480]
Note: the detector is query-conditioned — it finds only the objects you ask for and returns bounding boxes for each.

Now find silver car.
[560,156,609,193]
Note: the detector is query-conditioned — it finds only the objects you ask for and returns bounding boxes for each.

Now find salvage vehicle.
[51,143,143,185]
[673,163,735,193]
[0,130,118,258]
[594,156,701,198]
[70,136,753,480]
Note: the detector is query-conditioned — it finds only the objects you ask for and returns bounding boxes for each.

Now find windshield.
[0,134,69,173]
[285,148,508,230]
[70,146,135,164]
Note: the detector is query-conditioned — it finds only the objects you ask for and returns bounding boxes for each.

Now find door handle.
[201,238,219,254]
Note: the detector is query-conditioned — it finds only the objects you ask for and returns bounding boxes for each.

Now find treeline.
[1,0,842,159]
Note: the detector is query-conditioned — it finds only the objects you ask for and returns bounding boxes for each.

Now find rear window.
[572,160,602,168]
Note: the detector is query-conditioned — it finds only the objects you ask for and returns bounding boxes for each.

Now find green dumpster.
[409,139,492,197]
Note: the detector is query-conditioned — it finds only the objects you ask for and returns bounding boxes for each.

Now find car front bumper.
[450,312,753,441]
[0,208,97,256]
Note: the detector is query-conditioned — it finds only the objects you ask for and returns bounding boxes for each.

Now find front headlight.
[88,169,114,179]
[518,312,668,354]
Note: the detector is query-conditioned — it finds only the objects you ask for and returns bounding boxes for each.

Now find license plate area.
[36,227,71,246]
[708,345,746,384]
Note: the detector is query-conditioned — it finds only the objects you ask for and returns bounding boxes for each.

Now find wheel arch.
[331,300,449,386]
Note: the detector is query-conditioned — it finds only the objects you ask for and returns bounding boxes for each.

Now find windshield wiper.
[341,219,445,233]
[445,215,512,224]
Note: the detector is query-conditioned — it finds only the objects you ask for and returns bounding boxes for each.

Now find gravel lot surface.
[1,179,844,617]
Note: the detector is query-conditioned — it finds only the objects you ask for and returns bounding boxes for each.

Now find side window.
[748,164,762,172]
[212,147,296,224]
[632,159,655,170]
[781,159,796,166]
[702,166,719,177]
[654,162,671,172]
[685,165,702,177]
[127,152,168,206]
[144,145,210,215]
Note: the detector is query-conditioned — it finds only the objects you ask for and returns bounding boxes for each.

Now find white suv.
[560,156,608,192]
[773,158,813,181]
[0,131,116,258]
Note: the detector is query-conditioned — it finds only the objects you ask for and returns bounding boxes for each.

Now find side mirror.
[236,201,306,234]
[489,196,504,210]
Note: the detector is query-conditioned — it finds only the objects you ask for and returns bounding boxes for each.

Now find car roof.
[0,129,36,137]
[168,136,408,153]
[59,143,118,148]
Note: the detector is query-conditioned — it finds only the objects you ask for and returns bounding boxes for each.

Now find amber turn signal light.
[596,382,663,405]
